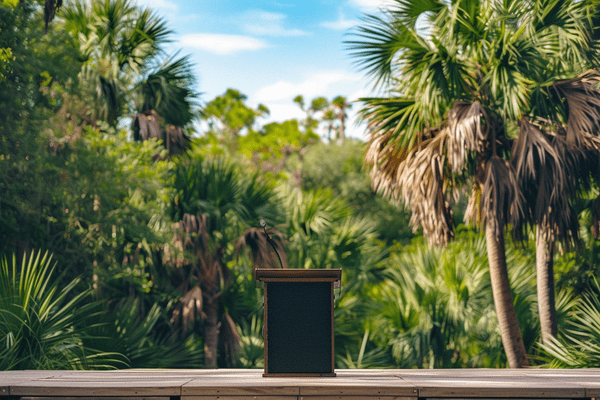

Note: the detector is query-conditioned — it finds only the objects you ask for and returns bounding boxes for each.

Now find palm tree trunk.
[536,226,557,342]
[485,223,530,368]
[204,293,219,368]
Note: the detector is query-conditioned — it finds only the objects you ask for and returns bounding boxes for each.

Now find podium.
[255,268,342,377]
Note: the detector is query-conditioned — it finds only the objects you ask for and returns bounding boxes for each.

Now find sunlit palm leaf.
[347,14,427,88]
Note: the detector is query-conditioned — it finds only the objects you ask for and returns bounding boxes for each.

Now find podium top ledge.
[255,268,342,282]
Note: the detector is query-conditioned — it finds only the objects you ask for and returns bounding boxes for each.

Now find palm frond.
[480,157,524,238]
[552,71,600,149]
[403,133,455,245]
[236,227,287,269]
[511,118,580,244]
[447,101,488,173]
[388,0,445,29]
[346,14,428,89]
[137,55,198,127]
[132,110,162,141]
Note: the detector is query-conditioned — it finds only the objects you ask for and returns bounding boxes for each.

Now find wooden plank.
[299,385,418,397]
[20,397,170,400]
[429,398,574,400]
[10,378,191,397]
[418,386,585,398]
[182,397,297,400]
[299,397,418,400]
[182,375,300,397]
[3,368,600,399]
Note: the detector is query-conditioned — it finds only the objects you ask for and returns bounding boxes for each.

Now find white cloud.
[254,71,363,103]
[263,103,305,122]
[178,34,268,55]
[135,0,178,11]
[321,16,358,31]
[349,0,394,11]
[252,71,372,140]
[242,10,308,37]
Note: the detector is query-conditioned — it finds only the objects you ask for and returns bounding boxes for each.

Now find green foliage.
[0,250,114,370]
[0,0,82,257]
[44,126,175,295]
[539,277,600,368]
[368,230,540,368]
[238,119,319,166]
[83,298,204,368]
[61,0,198,129]
[171,154,281,235]
[201,89,269,152]
[300,141,413,244]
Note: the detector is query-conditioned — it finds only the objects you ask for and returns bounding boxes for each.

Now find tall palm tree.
[170,155,282,368]
[61,0,197,151]
[331,96,352,143]
[348,0,600,367]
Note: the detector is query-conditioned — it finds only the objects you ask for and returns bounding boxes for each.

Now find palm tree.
[348,0,600,367]
[170,155,282,368]
[331,96,352,143]
[61,0,197,151]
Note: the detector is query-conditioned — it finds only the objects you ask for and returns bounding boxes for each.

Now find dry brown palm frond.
[464,183,482,227]
[480,157,525,239]
[590,195,600,239]
[365,112,454,245]
[447,101,489,173]
[170,285,202,337]
[132,110,162,141]
[365,129,411,201]
[165,125,190,155]
[236,227,288,269]
[511,119,582,245]
[395,132,454,246]
[552,71,600,150]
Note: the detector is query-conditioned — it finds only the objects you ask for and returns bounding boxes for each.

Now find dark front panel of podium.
[265,281,332,374]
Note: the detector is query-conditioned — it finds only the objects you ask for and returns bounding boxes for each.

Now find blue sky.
[135,0,390,138]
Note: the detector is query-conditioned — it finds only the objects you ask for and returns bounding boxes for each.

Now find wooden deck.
[1,369,600,400]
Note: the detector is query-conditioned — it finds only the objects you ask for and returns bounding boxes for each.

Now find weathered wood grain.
[2,368,600,399]
[299,397,418,400]
[182,396,297,400]
[20,397,169,400]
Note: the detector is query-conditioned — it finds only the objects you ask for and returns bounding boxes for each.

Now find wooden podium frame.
[255,268,342,377]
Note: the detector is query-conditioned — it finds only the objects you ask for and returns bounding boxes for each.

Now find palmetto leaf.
[0,250,120,370]
[389,0,445,29]
[539,277,600,368]
[347,14,427,88]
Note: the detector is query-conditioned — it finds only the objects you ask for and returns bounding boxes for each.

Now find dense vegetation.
[1,0,600,369]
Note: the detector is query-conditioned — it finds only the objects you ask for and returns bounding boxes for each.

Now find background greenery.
[1,0,600,370]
